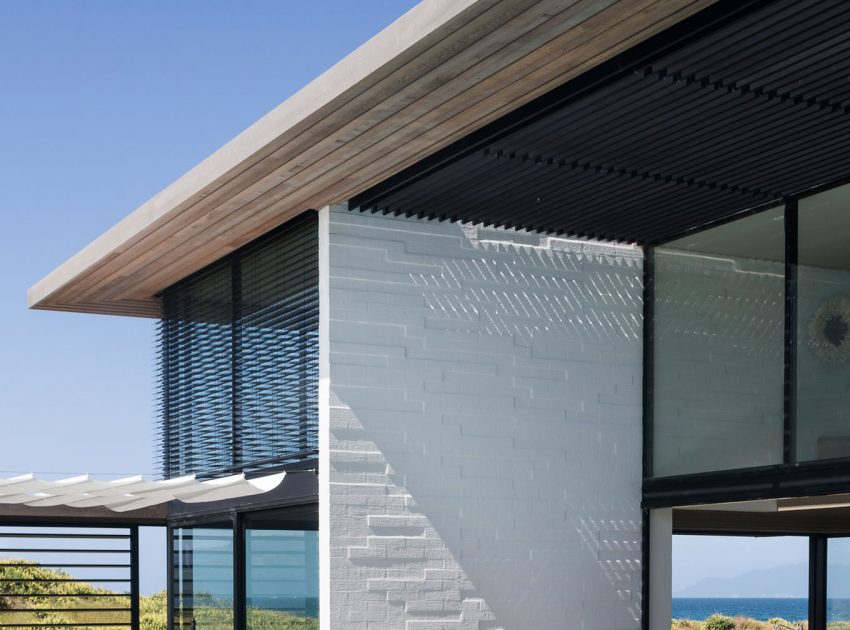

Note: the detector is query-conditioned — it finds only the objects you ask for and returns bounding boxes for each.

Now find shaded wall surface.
[325,208,643,630]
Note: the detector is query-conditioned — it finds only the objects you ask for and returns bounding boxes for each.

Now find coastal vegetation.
[673,615,850,629]
[0,559,318,629]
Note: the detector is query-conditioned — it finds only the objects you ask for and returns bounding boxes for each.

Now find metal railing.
[0,526,139,629]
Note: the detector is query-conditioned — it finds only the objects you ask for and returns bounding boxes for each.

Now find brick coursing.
[325,209,643,630]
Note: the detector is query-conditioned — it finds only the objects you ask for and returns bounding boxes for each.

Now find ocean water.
[673,598,850,622]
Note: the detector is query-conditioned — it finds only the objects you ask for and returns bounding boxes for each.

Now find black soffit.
[350,0,850,245]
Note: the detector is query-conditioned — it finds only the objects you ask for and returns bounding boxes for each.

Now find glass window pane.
[246,528,318,629]
[173,525,233,630]
[653,207,785,476]
[828,537,850,627]
[796,183,850,462]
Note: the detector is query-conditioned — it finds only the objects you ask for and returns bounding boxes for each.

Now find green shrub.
[703,614,735,630]
[141,590,167,630]
[0,561,319,630]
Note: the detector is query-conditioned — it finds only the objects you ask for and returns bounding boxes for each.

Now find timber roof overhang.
[28,0,713,317]
[353,0,850,244]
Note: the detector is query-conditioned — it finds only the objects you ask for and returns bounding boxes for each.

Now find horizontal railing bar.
[0,578,131,582]
[0,534,129,540]
[0,562,131,569]
[0,624,131,627]
[0,593,131,598]
[0,549,128,553]
[0,608,130,613]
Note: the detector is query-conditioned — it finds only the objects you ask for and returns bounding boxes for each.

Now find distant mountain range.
[675,563,850,598]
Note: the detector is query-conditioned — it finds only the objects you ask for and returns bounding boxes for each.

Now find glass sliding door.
[173,523,234,630]
[653,207,786,476]
[796,182,850,463]
[171,505,319,629]
[244,507,318,629]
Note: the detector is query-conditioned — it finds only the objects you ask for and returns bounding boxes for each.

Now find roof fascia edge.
[27,0,484,310]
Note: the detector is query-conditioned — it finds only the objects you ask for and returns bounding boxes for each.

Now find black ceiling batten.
[157,212,319,480]
[351,0,850,245]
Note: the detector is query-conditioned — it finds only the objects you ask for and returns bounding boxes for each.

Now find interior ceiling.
[675,506,850,535]
[351,0,850,245]
[674,494,850,534]
[661,204,785,261]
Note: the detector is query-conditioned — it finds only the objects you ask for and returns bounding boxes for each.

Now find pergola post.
[130,525,140,630]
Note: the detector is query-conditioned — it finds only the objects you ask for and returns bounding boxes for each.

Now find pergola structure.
[0,471,317,630]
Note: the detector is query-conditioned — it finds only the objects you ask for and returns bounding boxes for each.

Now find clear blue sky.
[674,535,809,594]
[0,0,418,593]
[0,0,808,601]
[0,0,418,477]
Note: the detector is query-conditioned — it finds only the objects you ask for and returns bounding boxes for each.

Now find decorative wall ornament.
[808,296,850,365]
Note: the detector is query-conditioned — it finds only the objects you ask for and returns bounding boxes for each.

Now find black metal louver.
[157,212,319,479]
[351,0,850,245]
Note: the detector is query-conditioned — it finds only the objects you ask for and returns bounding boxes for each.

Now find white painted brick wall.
[322,207,643,630]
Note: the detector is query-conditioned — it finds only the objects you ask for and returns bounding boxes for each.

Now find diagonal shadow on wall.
[327,210,643,630]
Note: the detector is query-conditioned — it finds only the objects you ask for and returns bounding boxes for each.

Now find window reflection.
[246,529,319,629]
[174,525,234,630]
[653,207,785,476]
[796,183,850,463]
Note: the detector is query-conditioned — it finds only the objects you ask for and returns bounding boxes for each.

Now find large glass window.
[653,207,786,476]
[245,508,318,629]
[172,507,319,630]
[174,525,234,630]
[796,183,850,463]
[159,211,319,478]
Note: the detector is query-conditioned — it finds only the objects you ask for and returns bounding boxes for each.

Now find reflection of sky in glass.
[246,529,318,619]
[831,538,850,566]
[185,528,234,602]
[830,537,850,622]
[174,527,234,630]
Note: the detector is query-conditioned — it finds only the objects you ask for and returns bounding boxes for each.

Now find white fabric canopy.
[0,472,285,512]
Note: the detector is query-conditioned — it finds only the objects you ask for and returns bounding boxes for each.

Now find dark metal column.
[233,514,246,630]
[130,526,140,630]
[809,535,827,630]
[161,317,172,481]
[784,198,799,464]
[231,261,244,471]
[641,247,654,630]
[166,525,174,630]
[642,246,654,481]
[183,529,194,630]
[640,508,650,630]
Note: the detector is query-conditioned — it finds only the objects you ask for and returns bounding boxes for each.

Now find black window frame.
[644,174,850,509]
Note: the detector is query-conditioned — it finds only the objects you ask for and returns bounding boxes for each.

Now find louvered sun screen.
[157,212,319,479]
